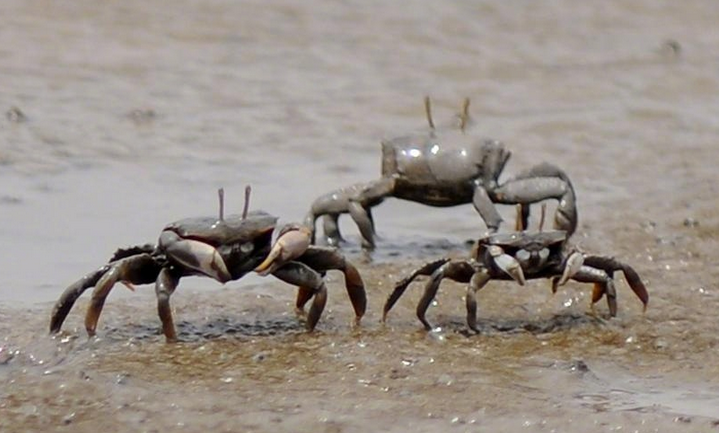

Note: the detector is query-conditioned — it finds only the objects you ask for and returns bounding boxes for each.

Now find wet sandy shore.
[2,0,719,431]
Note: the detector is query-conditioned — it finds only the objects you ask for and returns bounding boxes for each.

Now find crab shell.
[158,210,277,282]
[380,136,509,206]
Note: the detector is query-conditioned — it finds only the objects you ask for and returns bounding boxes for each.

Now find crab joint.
[488,245,526,285]
[255,226,311,276]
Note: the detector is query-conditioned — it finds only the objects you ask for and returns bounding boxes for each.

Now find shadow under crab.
[305,97,578,249]
[49,188,367,342]
[382,229,649,332]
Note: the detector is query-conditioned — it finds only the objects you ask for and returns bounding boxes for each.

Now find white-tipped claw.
[255,226,311,276]
[489,246,526,286]
[557,251,584,286]
[165,238,232,283]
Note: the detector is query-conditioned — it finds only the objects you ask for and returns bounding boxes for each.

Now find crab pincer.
[254,225,312,276]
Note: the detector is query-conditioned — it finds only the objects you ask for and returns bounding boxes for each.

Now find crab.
[49,188,367,342]
[304,97,577,249]
[381,221,648,332]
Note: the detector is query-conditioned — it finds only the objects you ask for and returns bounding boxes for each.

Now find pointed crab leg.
[271,262,327,330]
[487,245,526,285]
[465,268,491,333]
[382,258,452,322]
[291,246,367,326]
[255,225,312,276]
[84,254,160,336]
[155,268,181,342]
[50,265,110,334]
[582,255,649,312]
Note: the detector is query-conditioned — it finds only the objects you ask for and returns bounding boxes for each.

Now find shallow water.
[2,0,719,431]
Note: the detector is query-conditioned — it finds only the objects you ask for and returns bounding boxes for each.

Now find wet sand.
[2,0,719,431]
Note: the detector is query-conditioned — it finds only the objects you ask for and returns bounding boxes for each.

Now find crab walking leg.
[472,186,504,233]
[465,269,491,333]
[570,266,619,316]
[155,268,181,342]
[296,246,367,325]
[494,163,578,235]
[416,261,475,330]
[83,254,159,336]
[582,255,649,311]
[50,265,110,334]
[321,214,344,246]
[304,178,391,248]
[382,258,452,322]
[294,287,314,316]
[347,201,376,248]
[345,178,395,248]
[271,262,328,331]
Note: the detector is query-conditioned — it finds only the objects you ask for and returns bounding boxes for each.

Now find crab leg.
[494,163,578,236]
[155,268,181,342]
[271,262,328,331]
[382,258,452,322]
[321,214,344,246]
[416,261,475,330]
[472,186,503,233]
[83,254,160,337]
[294,286,314,316]
[50,265,110,334]
[568,266,619,316]
[465,268,491,333]
[294,246,367,325]
[582,255,648,311]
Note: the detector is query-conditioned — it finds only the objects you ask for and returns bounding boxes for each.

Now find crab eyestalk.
[538,202,547,232]
[218,187,225,221]
[424,95,435,131]
[243,185,251,220]
[488,245,526,285]
[459,97,470,133]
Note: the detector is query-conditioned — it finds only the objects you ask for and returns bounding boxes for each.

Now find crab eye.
[240,242,254,253]
[538,248,550,261]
[515,249,531,265]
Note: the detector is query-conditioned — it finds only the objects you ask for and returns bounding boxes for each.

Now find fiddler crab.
[305,97,577,249]
[49,187,366,342]
[382,207,648,332]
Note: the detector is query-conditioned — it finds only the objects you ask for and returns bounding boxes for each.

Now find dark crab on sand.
[49,188,367,342]
[305,97,578,248]
[382,220,648,332]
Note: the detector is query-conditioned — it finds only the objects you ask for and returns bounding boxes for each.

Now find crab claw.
[488,245,526,285]
[255,225,312,276]
[557,251,584,287]
[161,233,232,283]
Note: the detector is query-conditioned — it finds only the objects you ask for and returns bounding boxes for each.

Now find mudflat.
[2,1,719,431]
